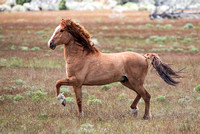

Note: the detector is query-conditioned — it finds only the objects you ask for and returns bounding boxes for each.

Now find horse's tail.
[144,53,182,86]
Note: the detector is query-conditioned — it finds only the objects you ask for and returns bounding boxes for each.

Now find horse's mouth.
[51,46,56,50]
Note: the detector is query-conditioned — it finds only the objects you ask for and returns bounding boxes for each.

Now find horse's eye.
[60,29,64,32]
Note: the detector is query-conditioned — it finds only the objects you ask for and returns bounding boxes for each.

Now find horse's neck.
[64,41,86,62]
[64,40,100,63]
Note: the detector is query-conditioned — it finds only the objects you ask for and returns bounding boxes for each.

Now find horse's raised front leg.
[73,86,84,117]
[56,77,77,106]
[130,94,141,117]
[56,77,77,96]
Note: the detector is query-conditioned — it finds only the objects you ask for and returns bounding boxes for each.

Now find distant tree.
[121,0,139,4]
[59,0,68,10]
[16,0,31,5]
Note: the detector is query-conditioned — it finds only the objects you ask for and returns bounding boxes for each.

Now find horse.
[47,18,181,120]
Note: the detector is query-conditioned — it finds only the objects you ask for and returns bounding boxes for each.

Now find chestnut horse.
[48,19,181,119]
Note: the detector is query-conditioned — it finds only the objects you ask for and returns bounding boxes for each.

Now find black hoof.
[62,100,66,106]
[143,115,150,120]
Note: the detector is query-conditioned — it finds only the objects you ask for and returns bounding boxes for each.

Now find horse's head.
[48,19,72,50]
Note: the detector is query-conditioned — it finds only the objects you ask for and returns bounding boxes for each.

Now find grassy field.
[0,10,200,134]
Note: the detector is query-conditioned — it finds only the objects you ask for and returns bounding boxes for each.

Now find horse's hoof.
[62,99,66,106]
[143,115,150,120]
[130,108,139,117]
[57,93,66,106]
[79,111,84,117]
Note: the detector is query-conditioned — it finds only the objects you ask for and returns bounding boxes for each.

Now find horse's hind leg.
[130,94,141,116]
[136,86,151,120]
[121,82,141,117]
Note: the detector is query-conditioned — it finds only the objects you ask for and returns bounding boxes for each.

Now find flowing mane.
[61,19,98,53]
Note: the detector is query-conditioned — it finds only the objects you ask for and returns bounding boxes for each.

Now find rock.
[138,5,147,11]
[11,5,27,12]
[146,4,155,11]
[0,4,11,12]
[159,5,169,11]
[5,0,16,8]
[123,2,139,11]
[23,3,33,11]
[40,3,50,11]
[67,1,105,11]
[107,0,117,9]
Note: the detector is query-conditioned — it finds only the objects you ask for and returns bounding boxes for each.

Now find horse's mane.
[61,19,98,53]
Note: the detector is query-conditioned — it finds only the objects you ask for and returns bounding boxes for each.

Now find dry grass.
[0,10,200,133]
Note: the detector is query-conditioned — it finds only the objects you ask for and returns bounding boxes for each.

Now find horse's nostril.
[50,42,56,49]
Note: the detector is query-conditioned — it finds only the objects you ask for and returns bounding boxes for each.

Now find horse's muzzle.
[50,42,56,50]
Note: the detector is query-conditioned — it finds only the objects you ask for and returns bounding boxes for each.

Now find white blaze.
[48,25,61,47]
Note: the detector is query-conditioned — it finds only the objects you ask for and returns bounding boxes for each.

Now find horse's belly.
[83,75,119,85]
[83,70,122,85]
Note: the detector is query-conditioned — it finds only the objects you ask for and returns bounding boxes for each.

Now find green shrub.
[0,35,4,39]
[114,36,120,40]
[114,26,119,29]
[118,93,125,100]
[87,99,102,105]
[127,25,133,29]
[101,84,112,91]
[174,48,184,52]
[35,30,44,34]
[10,45,17,50]
[101,26,108,30]
[39,113,48,119]
[0,58,7,67]
[59,0,68,10]
[145,38,151,44]
[0,96,4,102]
[80,123,94,133]
[60,87,69,93]
[21,46,28,51]
[101,49,111,53]
[32,90,46,101]
[150,36,167,43]
[94,18,101,22]
[115,47,122,50]
[145,23,153,28]
[183,23,194,29]
[156,24,173,29]
[14,94,23,101]
[125,48,134,51]
[16,0,31,5]
[65,97,75,103]
[82,90,88,95]
[15,79,24,84]
[7,57,24,67]
[163,24,172,29]
[156,95,166,102]
[194,84,200,92]
[5,95,13,100]
[25,91,32,96]
[189,46,199,52]
[178,98,186,104]
[31,47,40,51]
[183,38,192,43]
